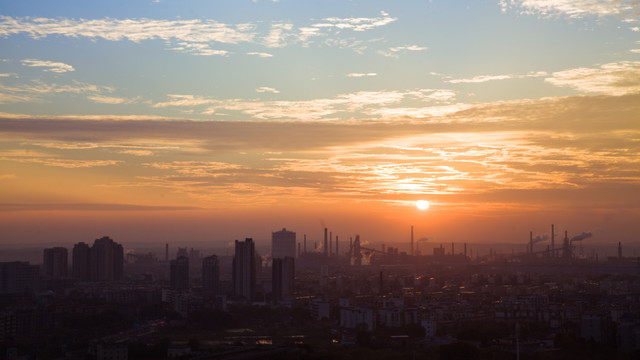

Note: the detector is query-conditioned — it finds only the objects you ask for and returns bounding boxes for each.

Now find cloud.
[119,149,154,156]
[0,174,16,180]
[500,0,640,18]
[447,71,547,84]
[312,11,397,32]
[21,59,75,73]
[347,73,378,77]
[87,95,137,104]
[255,86,280,94]
[389,45,428,52]
[545,61,640,95]
[0,15,255,55]
[0,79,111,95]
[0,203,201,212]
[152,89,457,121]
[247,51,274,57]
[168,42,229,56]
[1,157,122,168]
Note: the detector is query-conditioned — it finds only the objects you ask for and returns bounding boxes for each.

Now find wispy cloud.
[545,61,640,95]
[447,71,547,84]
[346,72,378,77]
[255,86,280,94]
[389,45,427,52]
[87,94,137,104]
[501,0,639,18]
[247,51,273,57]
[21,59,74,73]
[0,15,255,55]
[312,11,397,32]
[151,89,457,121]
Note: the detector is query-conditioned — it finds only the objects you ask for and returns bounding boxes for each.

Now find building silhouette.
[232,238,256,301]
[202,255,220,295]
[272,228,296,259]
[71,237,123,282]
[72,242,90,281]
[170,256,189,291]
[0,262,39,294]
[43,247,68,279]
[272,256,295,302]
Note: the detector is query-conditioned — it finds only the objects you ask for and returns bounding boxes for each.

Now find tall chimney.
[304,234,307,254]
[336,236,339,257]
[329,231,332,256]
[324,228,328,257]
[551,224,555,257]
[618,242,622,259]
[464,243,467,258]
[530,231,533,254]
[411,225,414,256]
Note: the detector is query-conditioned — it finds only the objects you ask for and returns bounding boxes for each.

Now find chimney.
[304,234,307,254]
[336,236,339,257]
[530,231,533,254]
[618,242,622,259]
[329,231,332,256]
[324,228,328,257]
[411,225,414,256]
[551,224,555,257]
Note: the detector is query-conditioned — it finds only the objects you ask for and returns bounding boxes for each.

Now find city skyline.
[1,1,639,247]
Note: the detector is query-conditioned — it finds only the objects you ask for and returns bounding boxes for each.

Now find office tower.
[232,238,256,301]
[202,255,220,295]
[170,256,189,291]
[272,256,295,302]
[89,236,124,282]
[0,261,40,294]
[72,242,91,281]
[43,247,68,279]
[272,228,296,259]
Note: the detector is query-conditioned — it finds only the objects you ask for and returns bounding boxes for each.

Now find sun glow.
[415,200,430,210]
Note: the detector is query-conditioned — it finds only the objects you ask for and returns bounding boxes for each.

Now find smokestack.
[619,242,622,259]
[336,236,339,257]
[165,243,169,261]
[304,234,307,254]
[551,224,555,257]
[298,242,301,257]
[324,228,328,257]
[530,231,533,254]
[411,225,414,256]
[464,243,467,258]
[329,231,332,256]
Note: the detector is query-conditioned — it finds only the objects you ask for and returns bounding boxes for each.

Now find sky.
[0,0,639,250]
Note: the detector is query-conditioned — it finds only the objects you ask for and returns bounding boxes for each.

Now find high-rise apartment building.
[202,255,220,295]
[272,228,296,259]
[72,242,90,281]
[43,247,68,279]
[232,238,256,301]
[0,262,40,294]
[72,237,123,282]
[272,256,295,302]
[170,256,189,291]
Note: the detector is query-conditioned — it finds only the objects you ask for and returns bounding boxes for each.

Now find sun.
[415,200,430,210]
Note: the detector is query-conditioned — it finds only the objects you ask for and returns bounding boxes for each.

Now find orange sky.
[1,2,639,250]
